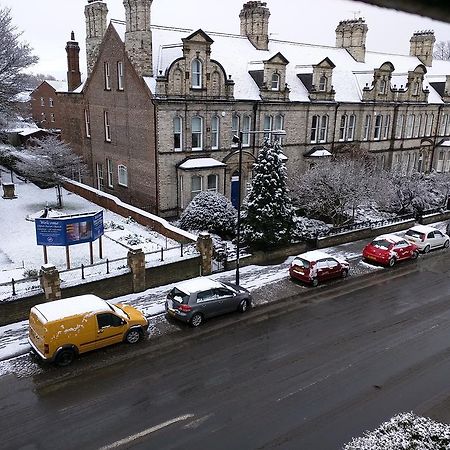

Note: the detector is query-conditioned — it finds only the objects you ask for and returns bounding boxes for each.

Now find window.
[191,59,202,88]
[41,112,46,122]
[347,114,355,141]
[107,158,113,188]
[40,97,44,107]
[211,116,219,149]
[413,82,419,96]
[271,73,280,91]
[379,79,387,94]
[117,61,124,90]
[50,113,55,123]
[264,115,273,140]
[104,62,111,90]
[97,313,123,329]
[231,114,240,147]
[96,163,104,191]
[207,174,218,192]
[191,116,203,150]
[311,115,328,143]
[104,111,111,142]
[410,153,417,172]
[339,115,347,141]
[173,116,182,151]
[180,175,184,209]
[274,114,284,143]
[318,75,327,91]
[426,113,434,136]
[319,116,328,142]
[191,175,202,200]
[383,115,390,139]
[340,114,356,141]
[414,114,422,138]
[84,109,91,138]
[437,151,445,172]
[363,114,371,141]
[441,114,449,136]
[374,115,383,140]
[406,114,415,138]
[118,165,128,187]
[242,115,251,147]
[396,114,404,139]
[49,97,54,107]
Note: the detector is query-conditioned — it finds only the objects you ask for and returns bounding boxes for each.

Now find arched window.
[274,114,284,142]
[379,79,387,94]
[118,165,128,187]
[191,116,203,150]
[191,59,202,88]
[271,73,280,91]
[318,75,327,91]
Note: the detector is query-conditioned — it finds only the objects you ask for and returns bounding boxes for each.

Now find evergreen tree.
[241,140,295,249]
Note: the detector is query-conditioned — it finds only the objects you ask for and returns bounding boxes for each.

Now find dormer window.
[413,82,419,96]
[379,79,387,94]
[318,75,327,91]
[192,59,202,89]
[271,73,280,91]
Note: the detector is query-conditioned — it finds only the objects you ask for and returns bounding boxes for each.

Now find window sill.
[118,183,128,188]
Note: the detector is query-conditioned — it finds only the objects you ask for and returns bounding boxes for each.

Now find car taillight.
[178,304,192,312]
[44,344,49,354]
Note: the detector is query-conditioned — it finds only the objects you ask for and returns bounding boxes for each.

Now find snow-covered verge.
[343,412,450,449]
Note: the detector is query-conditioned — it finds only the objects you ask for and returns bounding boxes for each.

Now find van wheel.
[238,299,249,313]
[423,245,431,254]
[190,313,203,327]
[125,329,141,344]
[311,278,319,287]
[55,349,75,367]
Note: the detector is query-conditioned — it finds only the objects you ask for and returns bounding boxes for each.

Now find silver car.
[404,225,450,253]
[165,277,252,327]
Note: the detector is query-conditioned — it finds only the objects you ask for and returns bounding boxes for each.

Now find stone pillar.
[197,232,213,276]
[40,264,61,301]
[2,183,17,199]
[127,248,146,292]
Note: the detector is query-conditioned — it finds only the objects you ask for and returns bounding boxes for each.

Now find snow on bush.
[292,216,331,241]
[179,191,237,238]
[343,412,450,450]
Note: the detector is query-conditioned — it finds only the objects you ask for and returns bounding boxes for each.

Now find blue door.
[231,174,240,208]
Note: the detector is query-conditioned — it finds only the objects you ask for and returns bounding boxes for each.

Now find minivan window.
[168,288,189,304]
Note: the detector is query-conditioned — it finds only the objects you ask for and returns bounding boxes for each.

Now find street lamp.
[232,129,286,286]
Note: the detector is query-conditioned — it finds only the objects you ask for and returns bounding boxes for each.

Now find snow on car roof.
[294,250,333,262]
[32,295,109,322]
[408,225,438,234]
[375,234,404,243]
[173,277,224,294]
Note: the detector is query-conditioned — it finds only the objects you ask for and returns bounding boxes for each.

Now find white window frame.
[426,113,434,137]
[40,97,45,107]
[104,62,111,90]
[318,75,326,92]
[413,82,420,96]
[231,114,240,147]
[207,174,218,192]
[85,109,91,138]
[173,116,182,151]
[339,115,348,141]
[414,114,422,138]
[363,114,371,141]
[264,115,273,141]
[271,73,280,91]
[49,97,54,108]
[191,116,203,150]
[395,114,404,139]
[191,59,202,89]
[106,158,114,188]
[406,114,415,138]
[41,112,46,122]
[96,163,104,191]
[319,115,328,143]
[437,151,445,172]
[311,115,319,143]
[50,113,55,123]
[242,115,251,147]
[118,164,128,187]
[117,61,124,91]
[104,111,111,142]
[274,114,284,143]
[347,114,355,141]
[211,115,219,150]
[379,79,387,94]
[191,175,202,200]
[374,115,383,140]
[383,115,390,140]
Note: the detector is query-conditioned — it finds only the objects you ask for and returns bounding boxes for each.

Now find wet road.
[1,251,450,450]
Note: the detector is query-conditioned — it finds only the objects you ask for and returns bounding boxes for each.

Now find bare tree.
[434,41,450,60]
[0,8,38,118]
[15,136,87,208]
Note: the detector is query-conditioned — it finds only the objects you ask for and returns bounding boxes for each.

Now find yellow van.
[28,294,148,366]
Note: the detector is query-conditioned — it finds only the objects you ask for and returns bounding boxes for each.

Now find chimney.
[85,0,108,76]
[239,1,270,51]
[123,0,153,77]
[66,32,82,92]
[335,18,368,63]
[410,30,435,67]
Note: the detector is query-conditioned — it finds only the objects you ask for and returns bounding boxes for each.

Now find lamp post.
[232,129,286,286]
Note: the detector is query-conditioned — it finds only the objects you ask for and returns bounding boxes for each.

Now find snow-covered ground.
[0,168,198,298]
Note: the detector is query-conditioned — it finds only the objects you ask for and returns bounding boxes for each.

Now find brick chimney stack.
[123,0,153,77]
[239,1,270,51]
[410,30,435,67]
[85,0,108,76]
[335,18,368,63]
[66,32,82,92]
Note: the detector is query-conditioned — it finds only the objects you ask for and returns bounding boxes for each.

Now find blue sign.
[35,211,104,247]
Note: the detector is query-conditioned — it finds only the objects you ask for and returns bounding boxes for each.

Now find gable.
[315,57,336,69]
[183,28,214,44]
[267,52,289,65]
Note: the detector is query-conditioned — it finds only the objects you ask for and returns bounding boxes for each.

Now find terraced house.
[59,0,450,218]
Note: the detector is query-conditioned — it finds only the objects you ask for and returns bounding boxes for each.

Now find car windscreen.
[405,230,425,240]
[371,239,392,249]
[292,257,310,268]
[168,287,190,304]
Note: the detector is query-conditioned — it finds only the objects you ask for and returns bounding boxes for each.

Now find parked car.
[28,294,148,366]
[289,250,350,287]
[362,234,419,267]
[165,277,252,327]
[404,225,450,253]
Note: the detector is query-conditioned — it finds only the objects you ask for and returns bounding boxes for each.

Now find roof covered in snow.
[45,80,69,92]
[178,157,227,170]
[294,250,334,262]
[173,277,224,295]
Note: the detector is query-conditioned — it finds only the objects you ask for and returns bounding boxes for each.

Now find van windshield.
[108,302,130,319]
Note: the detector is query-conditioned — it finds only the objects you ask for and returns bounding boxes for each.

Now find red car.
[289,250,350,287]
[362,234,419,267]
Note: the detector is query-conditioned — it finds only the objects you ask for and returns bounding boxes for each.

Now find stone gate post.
[196,232,213,276]
[127,248,146,293]
[40,264,61,301]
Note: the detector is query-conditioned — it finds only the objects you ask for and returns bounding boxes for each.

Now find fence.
[0,275,41,300]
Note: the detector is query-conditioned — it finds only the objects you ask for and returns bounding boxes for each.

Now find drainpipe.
[330,102,340,154]
[430,104,444,172]
[252,101,259,153]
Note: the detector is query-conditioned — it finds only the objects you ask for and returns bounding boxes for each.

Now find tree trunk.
[56,184,63,208]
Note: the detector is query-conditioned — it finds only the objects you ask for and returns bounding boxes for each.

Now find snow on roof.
[45,80,69,92]
[294,250,333,262]
[178,157,227,170]
[305,148,332,157]
[375,233,404,243]
[173,277,224,295]
[408,224,439,233]
[14,91,31,103]
[17,128,46,137]
[32,294,109,322]
[439,140,450,147]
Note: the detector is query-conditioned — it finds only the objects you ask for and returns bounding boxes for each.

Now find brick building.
[59,0,450,218]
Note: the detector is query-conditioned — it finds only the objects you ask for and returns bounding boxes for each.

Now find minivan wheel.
[190,313,203,327]
[55,349,75,367]
[311,278,319,287]
[238,299,249,313]
[125,329,141,344]
[444,240,449,249]
[423,245,431,254]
